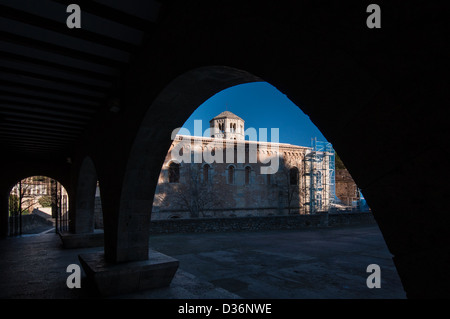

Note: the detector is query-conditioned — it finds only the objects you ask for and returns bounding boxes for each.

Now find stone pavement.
[0,224,406,299]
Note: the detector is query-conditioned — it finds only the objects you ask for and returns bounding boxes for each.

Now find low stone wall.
[149,212,376,234]
[328,211,375,226]
[21,214,54,234]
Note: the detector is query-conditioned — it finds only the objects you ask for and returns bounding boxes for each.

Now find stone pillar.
[59,157,103,248]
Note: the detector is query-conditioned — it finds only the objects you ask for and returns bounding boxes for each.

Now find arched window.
[228,165,235,184]
[245,166,251,185]
[289,167,299,185]
[203,164,210,183]
[168,162,180,183]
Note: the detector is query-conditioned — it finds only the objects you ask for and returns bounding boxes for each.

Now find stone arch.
[0,159,71,238]
[117,66,262,262]
[7,175,70,236]
[115,60,426,296]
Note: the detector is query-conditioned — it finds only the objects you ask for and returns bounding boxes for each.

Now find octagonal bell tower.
[209,111,245,140]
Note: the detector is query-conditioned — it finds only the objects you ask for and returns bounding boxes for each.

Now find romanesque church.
[152,111,334,219]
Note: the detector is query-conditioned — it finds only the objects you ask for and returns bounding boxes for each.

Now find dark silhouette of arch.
[117,66,261,262]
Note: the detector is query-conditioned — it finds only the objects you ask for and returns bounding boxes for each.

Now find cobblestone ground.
[0,224,406,299]
[148,224,406,299]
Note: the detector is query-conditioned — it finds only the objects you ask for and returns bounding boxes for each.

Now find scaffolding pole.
[304,138,335,214]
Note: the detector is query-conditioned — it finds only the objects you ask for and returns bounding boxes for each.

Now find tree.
[9,195,19,216]
[38,195,52,207]
[171,163,224,218]
[9,179,37,235]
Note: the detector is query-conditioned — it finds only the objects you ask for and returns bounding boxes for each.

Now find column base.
[78,250,179,297]
[59,229,104,248]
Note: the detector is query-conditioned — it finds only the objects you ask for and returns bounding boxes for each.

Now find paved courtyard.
[0,224,406,299]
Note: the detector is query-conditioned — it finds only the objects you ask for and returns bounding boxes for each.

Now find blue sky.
[181,82,328,148]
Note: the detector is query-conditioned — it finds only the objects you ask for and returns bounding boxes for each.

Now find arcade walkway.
[0,225,405,299]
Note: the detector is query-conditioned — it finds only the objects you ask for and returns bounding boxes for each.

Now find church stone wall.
[335,169,360,206]
[151,134,330,220]
[149,212,376,234]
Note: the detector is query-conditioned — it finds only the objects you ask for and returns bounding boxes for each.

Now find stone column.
[59,157,103,249]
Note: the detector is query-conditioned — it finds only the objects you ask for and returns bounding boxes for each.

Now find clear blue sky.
[181,82,328,147]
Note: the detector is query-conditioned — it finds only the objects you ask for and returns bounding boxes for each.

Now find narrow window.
[289,167,299,185]
[228,166,235,184]
[168,162,180,183]
[245,166,251,185]
[203,164,210,183]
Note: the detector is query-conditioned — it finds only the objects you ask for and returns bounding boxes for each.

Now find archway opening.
[116,65,406,298]
[118,66,404,298]
[151,81,369,220]
[8,176,68,236]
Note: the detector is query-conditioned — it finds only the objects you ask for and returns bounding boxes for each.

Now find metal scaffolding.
[303,138,336,213]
